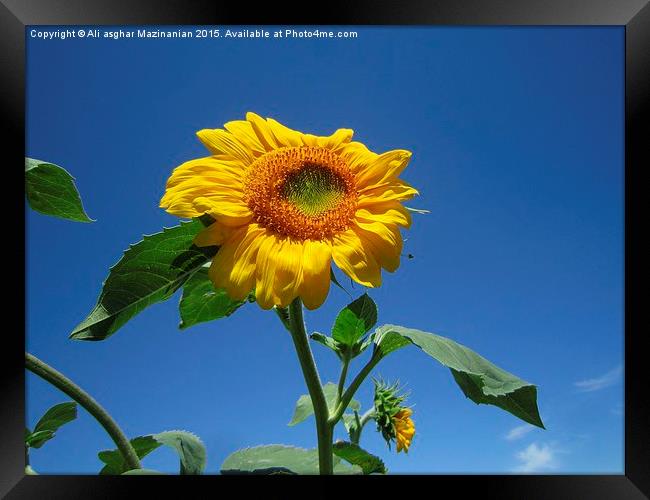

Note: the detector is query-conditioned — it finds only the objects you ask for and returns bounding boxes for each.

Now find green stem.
[273,306,292,332]
[336,351,351,405]
[359,408,376,428]
[286,298,333,475]
[25,352,141,471]
[351,408,376,444]
[329,350,382,425]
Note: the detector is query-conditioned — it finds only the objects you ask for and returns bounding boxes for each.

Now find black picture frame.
[4,0,648,497]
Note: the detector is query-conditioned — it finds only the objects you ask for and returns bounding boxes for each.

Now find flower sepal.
[373,380,415,453]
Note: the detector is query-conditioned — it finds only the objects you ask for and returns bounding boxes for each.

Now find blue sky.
[25,26,624,474]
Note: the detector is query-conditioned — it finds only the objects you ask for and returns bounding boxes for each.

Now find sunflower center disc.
[281,164,346,217]
[243,146,357,240]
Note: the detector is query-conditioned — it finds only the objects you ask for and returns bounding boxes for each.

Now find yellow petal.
[299,128,353,150]
[272,238,304,308]
[357,181,419,208]
[223,119,267,156]
[226,224,267,300]
[266,118,305,148]
[322,128,354,150]
[353,222,402,273]
[299,240,332,310]
[355,149,412,189]
[254,233,280,309]
[194,197,253,227]
[299,133,321,148]
[160,157,245,218]
[207,224,267,302]
[246,112,280,151]
[332,229,382,287]
[193,223,234,247]
[397,408,413,418]
[196,128,255,163]
[355,201,412,228]
[208,227,248,292]
[337,141,378,174]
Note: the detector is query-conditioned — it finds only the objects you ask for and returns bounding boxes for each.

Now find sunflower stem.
[351,408,376,445]
[286,298,333,475]
[336,351,351,406]
[273,306,292,332]
[329,349,382,425]
[25,352,142,472]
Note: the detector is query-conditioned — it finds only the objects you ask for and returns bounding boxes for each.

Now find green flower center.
[243,146,357,240]
[281,163,347,217]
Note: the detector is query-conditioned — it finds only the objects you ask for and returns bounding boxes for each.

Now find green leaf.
[25,430,54,449]
[357,335,375,355]
[310,332,342,358]
[98,435,162,475]
[121,468,165,475]
[99,431,206,475]
[34,402,77,434]
[332,294,377,347]
[373,325,545,428]
[221,445,361,475]
[70,220,218,341]
[288,382,360,426]
[152,430,206,475]
[25,157,93,222]
[333,441,386,474]
[178,268,248,330]
[342,413,358,433]
[26,402,78,449]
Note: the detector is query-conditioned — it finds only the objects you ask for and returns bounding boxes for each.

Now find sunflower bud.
[373,379,415,452]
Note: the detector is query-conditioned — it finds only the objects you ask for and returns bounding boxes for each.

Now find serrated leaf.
[332,294,377,347]
[333,441,386,474]
[152,430,207,475]
[373,325,545,428]
[25,430,54,449]
[288,382,360,426]
[221,444,361,475]
[98,435,162,475]
[178,268,247,330]
[70,220,218,341]
[25,157,93,222]
[99,431,206,475]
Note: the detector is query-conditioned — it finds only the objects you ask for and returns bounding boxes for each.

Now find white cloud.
[513,442,557,473]
[574,365,622,393]
[505,424,535,441]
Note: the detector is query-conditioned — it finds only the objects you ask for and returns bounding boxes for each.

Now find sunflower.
[373,379,415,453]
[160,112,417,310]
[393,408,415,453]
